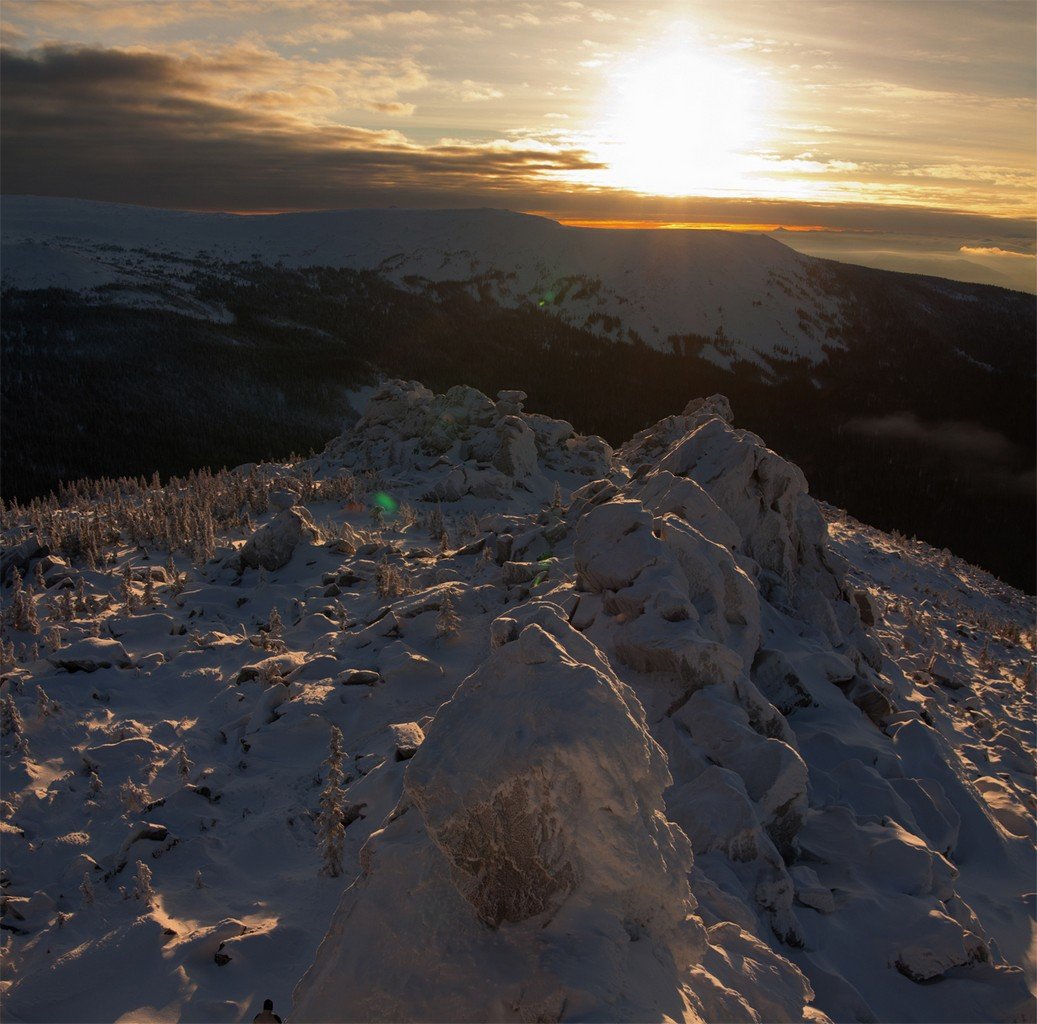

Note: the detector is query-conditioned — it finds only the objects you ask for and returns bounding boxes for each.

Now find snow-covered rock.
[231,507,321,572]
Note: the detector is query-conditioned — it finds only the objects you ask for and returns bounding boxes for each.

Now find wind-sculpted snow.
[1,381,1034,1023]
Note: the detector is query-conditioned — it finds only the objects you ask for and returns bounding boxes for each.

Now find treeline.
[2,259,1033,590]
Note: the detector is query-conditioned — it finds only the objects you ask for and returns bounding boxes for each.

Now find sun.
[593,46,770,197]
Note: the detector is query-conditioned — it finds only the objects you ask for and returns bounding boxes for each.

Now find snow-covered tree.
[436,593,460,638]
[121,564,138,615]
[74,578,89,616]
[133,860,154,904]
[1,693,23,736]
[316,724,346,877]
[551,481,564,510]
[80,871,95,905]
[8,568,38,633]
[36,685,58,720]
[177,746,194,780]
[263,606,285,652]
[120,780,149,814]
[195,869,205,889]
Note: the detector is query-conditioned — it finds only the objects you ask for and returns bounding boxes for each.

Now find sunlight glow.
[590,42,773,197]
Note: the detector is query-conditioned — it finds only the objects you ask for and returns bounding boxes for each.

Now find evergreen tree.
[436,593,460,638]
[121,564,138,614]
[316,724,346,877]
[1,693,23,736]
[177,746,194,780]
[8,568,38,633]
[133,860,154,904]
[36,685,58,720]
[80,871,95,906]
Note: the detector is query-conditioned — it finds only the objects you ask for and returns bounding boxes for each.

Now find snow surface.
[1,196,847,368]
[1,381,1034,1023]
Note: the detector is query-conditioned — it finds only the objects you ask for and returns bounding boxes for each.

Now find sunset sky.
[2,0,1035,288]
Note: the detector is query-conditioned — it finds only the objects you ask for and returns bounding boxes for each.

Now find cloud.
[960,245,1036,259]
[0,43,602,210]
[1,20,28,42]
[458,79,503,102]
[846,413,1017,460]
[845,413,1034,494]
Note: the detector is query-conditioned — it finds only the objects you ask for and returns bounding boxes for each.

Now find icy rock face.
[292,611,710,1023]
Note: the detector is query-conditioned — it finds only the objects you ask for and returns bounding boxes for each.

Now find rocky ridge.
[1,381,1034,1023]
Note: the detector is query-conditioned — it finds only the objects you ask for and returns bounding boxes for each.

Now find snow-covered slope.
[1,195,845,367]
[1,382,1033,1023]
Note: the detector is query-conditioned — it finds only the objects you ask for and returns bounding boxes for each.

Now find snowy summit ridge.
[1,381,1034,1023]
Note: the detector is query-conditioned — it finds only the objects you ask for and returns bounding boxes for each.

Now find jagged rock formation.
[288,383,1032,1023]
[2,381,1033,1024]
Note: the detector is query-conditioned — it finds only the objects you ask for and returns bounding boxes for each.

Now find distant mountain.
[1,196,1034,589]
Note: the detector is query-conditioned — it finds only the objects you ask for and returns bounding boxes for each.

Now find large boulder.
[293,615,707,1022]
[48,637,133,673]
[492,416,538,480]
[232,507,320,572]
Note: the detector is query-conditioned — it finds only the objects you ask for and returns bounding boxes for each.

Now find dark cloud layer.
[1,42,1033,248]
[0,45,603,210]
[846,412,1035,495]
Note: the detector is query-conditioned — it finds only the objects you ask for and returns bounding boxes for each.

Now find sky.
[2,0,1035,290]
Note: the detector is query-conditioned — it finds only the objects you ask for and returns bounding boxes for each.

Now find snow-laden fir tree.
[74,578,89,616]
[1,639,16,669]
[263,606,285,652]
[551,481,564,510]
[8,568,38,633]
[36,685,58,720]
[80,871,95,905]
[1,693,23,736]
[316,724,346,877]
[133,860,154,904]
[436,593,460,638]
[177,746,194,781]
[121,564,138,614]
[120,780,149,814]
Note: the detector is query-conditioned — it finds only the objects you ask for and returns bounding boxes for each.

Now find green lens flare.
[373,492,398,514]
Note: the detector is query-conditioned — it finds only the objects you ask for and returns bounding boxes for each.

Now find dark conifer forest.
[3,258,1033,590]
